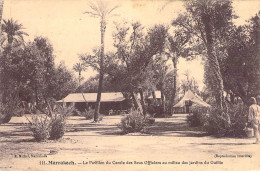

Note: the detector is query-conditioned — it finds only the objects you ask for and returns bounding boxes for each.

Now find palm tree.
[153,55,173,114]
[73,62,88,104]
[84,0,119,122]
[1,19,28,100]
[73,62,86,86]
[1,19,28,47]
[166,30,190,114]
[0,19,28,123]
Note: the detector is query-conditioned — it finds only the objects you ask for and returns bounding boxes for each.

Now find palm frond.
[1,18,28,46]
[16,31,29,37]
[84,0,120,20]
[107,4,120,15]
[87,1,101,16]
[0,36,6,45]
[83,11,100,18]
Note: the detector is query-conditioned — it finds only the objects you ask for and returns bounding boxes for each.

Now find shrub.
[49,104,74,140]
[119,110,147,134]
[147,102,164,118]
[28,103,75,141]
[55,103,75,119]
[81,109,95,120]
[49,115,66,140]
[203,104,248,137]
[28,115,51,142]
[186,107,208,127]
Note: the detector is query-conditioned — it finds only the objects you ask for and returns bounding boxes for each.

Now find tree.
[172,0,234,110]
[0,19,29,47]
[0,19,28,123]
[0,19,28,104]
[34,37,56,102]
[52,62,77,101]
[73,63,86,86]
[221,12,260,104]
[9,37,59,109]
[76,74,121,93]
[152,54,173,113]
[83,0,119,122]
[166,28,192,113]
[113,22,168,115]
[180,70,199,94]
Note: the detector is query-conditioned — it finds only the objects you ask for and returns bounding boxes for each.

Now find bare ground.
[0,114,259,171]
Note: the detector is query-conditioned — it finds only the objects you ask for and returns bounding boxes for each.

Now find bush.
[28,103,75,141]
[203,104,248,137]
[28,115,51,142]
[186,107,208,127]
[49,104,74,140]
[147,102,164,118]
[55,103,75,118]
[49,115,66,140]
[119,110,147,134]
[81,109,95,120]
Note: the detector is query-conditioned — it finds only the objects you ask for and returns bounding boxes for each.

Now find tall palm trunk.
[202,13,230,127]
[78,72,81,86]
[169,57,177,114]
[202,14,225,111]
[94,19,105,122]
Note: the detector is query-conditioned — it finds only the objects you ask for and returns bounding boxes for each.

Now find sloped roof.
[57,92,125,103]
[173,90,210,108]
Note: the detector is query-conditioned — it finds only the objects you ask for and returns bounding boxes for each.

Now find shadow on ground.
[0,115,208,143]
[146,120,208,137]
[66,115,208,137]
[190,142,253,146]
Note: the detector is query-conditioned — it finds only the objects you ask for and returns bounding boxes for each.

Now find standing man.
[248,97,260,144]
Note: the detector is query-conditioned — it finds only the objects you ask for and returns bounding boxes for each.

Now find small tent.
[173,90,210,113]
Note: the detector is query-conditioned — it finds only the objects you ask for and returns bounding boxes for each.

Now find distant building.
[57,91,163,115]
[57,92,130,115]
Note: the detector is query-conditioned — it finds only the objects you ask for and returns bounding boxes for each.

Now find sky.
[2,0,260,90]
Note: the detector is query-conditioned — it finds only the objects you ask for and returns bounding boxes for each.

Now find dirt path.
[0,114,259,171]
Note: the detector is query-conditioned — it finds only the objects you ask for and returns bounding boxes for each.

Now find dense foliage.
[28,115,51,142]
[0,21,77,123]
[119,110,147,134]
[81,109,95,120]
[221,13,260,104]
[186,107,208,127]
[186,104,248,137]
[28,103,75,141]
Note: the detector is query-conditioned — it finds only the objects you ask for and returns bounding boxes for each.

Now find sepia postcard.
[0,0,260,170]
